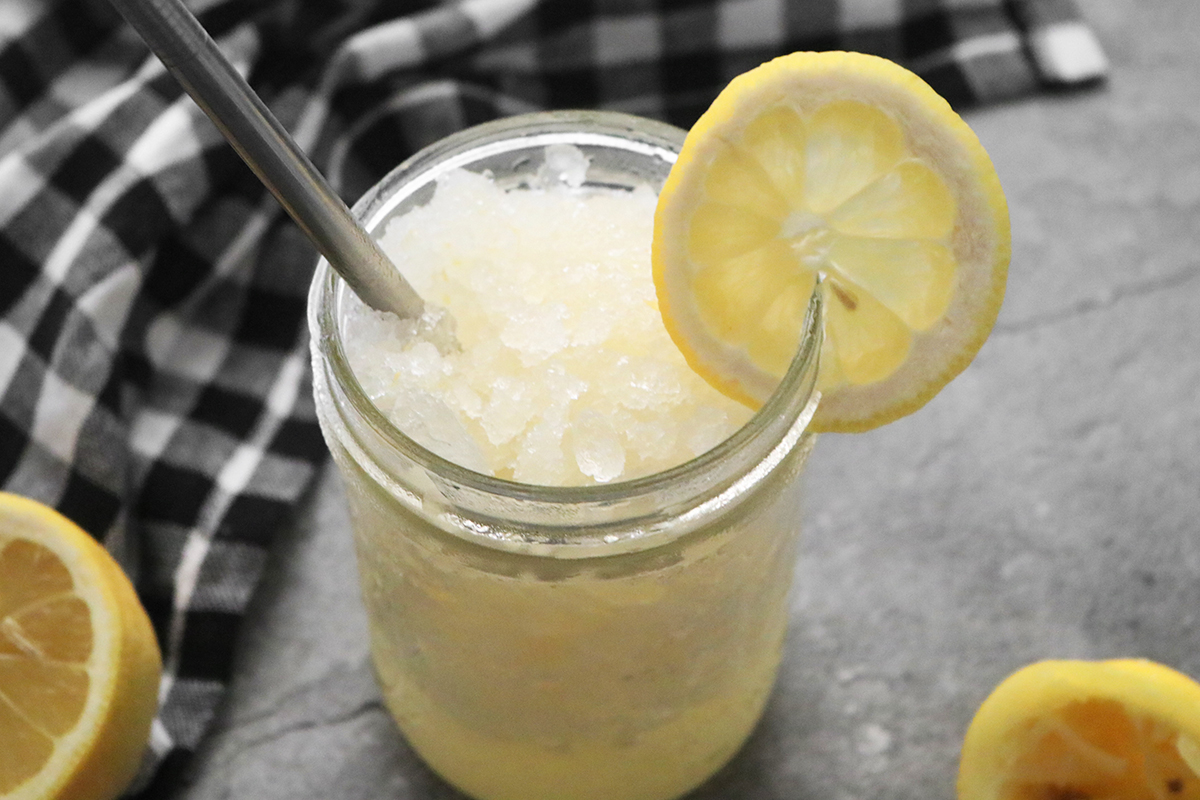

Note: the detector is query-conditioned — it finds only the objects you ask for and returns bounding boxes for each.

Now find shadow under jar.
[308,111,822,800]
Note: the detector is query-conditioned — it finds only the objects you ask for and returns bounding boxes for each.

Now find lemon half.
[652,50,1010,432]
[0,492,162,800]
[959,659,1200,800]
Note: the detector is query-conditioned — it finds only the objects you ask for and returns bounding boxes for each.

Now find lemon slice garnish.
[653,50,1010,432]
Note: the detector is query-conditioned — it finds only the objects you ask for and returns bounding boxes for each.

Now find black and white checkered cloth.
[0,0,1104,794]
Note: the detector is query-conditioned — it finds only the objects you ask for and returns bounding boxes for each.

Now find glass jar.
[308,111,822,800]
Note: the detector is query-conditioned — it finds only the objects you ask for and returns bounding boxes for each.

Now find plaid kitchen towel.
[0,0,1105,795]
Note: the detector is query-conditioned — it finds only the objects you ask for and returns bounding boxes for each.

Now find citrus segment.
[827,160,956,240]
[688,203,778,264]
[0,492,162,800]
[828,237,955,329]
[653,50,1010,431]
[803,100,904,214]
[703,145,790,216]
[958,659,1200,800]
[742,106,808,202]
[824,281,911,384]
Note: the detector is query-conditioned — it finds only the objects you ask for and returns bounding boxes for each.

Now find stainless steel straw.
[107,0,425,319]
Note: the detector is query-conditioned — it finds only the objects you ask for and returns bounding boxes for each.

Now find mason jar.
[308,111,822,800]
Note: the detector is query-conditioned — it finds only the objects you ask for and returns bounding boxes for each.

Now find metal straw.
[107,0,425,319]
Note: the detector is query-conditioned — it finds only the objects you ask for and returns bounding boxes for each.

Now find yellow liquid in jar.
[328,145,812,800]
[342,443,806,800]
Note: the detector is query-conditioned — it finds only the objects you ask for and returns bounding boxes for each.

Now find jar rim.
[308,110,821,550]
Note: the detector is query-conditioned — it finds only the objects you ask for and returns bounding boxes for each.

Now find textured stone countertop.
[170,2,1200,798]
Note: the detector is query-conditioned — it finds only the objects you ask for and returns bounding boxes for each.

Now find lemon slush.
[308,111,822,800]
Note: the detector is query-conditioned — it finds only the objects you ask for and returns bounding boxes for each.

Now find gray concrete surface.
[168,2,1200,798]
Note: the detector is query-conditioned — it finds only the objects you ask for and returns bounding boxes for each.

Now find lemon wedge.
[959,659,1200,800]
[652,50,1010,431]
[0,492,161,800]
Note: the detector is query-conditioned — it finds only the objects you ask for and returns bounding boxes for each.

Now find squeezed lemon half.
[0,492,161,800]
[653,50,1010,431]
[959,659,1200,800]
